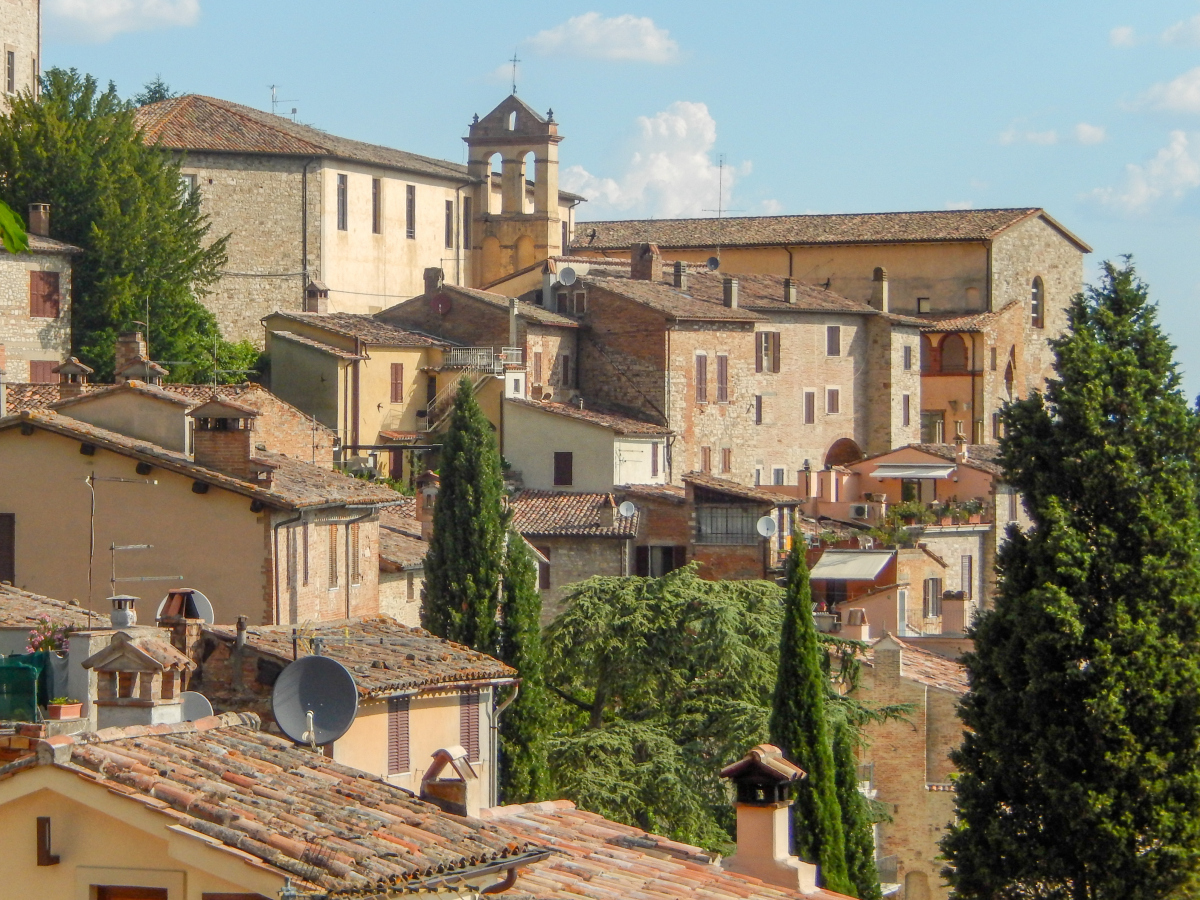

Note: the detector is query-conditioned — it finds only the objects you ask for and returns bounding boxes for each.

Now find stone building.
[0,0,39,113]
[134,94,583,343]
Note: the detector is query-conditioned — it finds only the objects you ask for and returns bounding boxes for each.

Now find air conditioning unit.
[850,504,869,520]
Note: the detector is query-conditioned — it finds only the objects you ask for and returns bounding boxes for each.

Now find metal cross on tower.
[509,53,520,95]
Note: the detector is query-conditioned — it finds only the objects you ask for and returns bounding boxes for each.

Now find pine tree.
[497,530,550,803]
[0,68,256,381]
[832,716,882,900]
[134,75,178,106]
[422,377,507,652]
[769,544,851,893]
[942,259,1200,900]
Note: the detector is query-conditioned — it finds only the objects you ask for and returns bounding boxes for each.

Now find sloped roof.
[685,472,800,505]
[573,208,1091,252]
[204,617,515,697]
[49,380,191,411]
[867,636,969,695]
[5,382,101,413]
[269,329,367,360]
[445,284,581,328]
[583,275,766,322]
[378,507,427,570]
[0,583,102,630]
[1,233,82,254]
[511,491,641,538]
[268,311,447,347]
[810,550,894,581]
[506,397,670,434]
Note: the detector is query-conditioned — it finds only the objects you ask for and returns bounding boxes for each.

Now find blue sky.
[43,0,1200,397]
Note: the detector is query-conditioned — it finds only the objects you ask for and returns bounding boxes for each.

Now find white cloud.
[1110,25,1138,47]
[561,101,743,218]
[525,13,679,64]
[945,201,974,210]
[760,199,783,215]
[1091,130,1200,213]
[999,126,1058,145]
[1074,123,1107,144]
[45,0,199,42]
[1138,67,1200,114]
[1162,14,1200,46]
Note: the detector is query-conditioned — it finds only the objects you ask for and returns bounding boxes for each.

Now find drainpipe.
[272,509,304,625]
[784,245,794,279]
[343,506,376,618]
[489,683,520,808]
[352,337,363,453]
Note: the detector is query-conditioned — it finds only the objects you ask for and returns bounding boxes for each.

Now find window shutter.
[388,697,410,774]
[700,446,712,473]
[754,395,763,425]
[0,514,14,583]
[553,451,573,486]
[827,326,841,357]
[961,556,973,599]
[29,271,60,319]
[651,442,659,476]
[533,351,543,383]
[390,363,404,403]
[804,391,815,425]
[755,334,763,373]
[716,354,728,402]
[635,545,650,576]
[771,333,781,373]
[695,355,707,402]
[350,524,361,583]
[460,690,480,761]
[328,524,339,588]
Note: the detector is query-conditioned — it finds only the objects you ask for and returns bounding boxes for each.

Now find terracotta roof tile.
[446,284,581,328]
[618,483,687,505]
[0,583,105,630]
[511,491,641,538]
[507,398,670,434]
[269,330,367,359]
[684,472,800,505]
[49,380,191,411]
[2,233,82,254]
[587,270,874,316]
[205,617,515,697]
[269,311,447,347]
[583,275,765,322]
[5,383,99,413]
[378,507,427,570]
[865,636,969,695]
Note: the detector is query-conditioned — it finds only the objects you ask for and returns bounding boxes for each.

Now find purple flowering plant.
[26,615,72,653]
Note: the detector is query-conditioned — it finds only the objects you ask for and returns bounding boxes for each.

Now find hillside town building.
[0,0,39,114]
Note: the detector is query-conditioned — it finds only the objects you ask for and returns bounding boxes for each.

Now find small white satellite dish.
[155,588,214,625]
[272,655,359,747]
[618,501,637,518]
[706,256,721,271]
[756,516,778,538]
[559,266,578,286]
[180,691,214,722]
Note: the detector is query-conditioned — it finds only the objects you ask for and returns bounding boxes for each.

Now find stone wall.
[379,567,424,626]
[0,0,40,114]
[0,250,73,381]
[529,535,626,623]
[865,318,923,454]
[274,512,380,625]
[576,283,669,423]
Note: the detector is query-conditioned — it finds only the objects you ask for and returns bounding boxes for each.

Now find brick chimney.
[870,266,889,312]
[630,243,662,282]
[28,203,50,238]
[416,470,440,542]
[954,427,969,461]
[421,746,482,818]
[81,631,196,729]
[720,744,819,892]
[115,331,148,376]
[672,260,688,290]
[304,279,329,313]
[187,397,271,484]
[783,278,797,305]
[424,266,445,296]
[53,357,94,399]
[723,276,739,308]
[598,494,616,528]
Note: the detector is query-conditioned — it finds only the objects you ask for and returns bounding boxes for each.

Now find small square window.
[918,297,932,314]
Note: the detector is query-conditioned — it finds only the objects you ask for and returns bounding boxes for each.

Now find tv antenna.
[85,473,159,627]
[702,154,743,267]
[268,85,296,116]
[509,52,520,95]
[109,542,183,597]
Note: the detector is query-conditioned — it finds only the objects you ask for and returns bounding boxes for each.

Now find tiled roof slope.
[606,270,874,315]
[5,383,100,413]
[2,233,82,254]
[378,507,427,570]
[44,713,539,894]
[486,801,853,900]
[205,617,515,697]
[573,208,1091,251]
[136,94,473,182]
[583,275,765,322]
[445,284,581,328]
[506,397,670,434]
[0,583,102,630]
[269,311,447,347]
[911,442,1003,477]
[867,636,969,695]
[685,472,800,505]
[511,491,641,538]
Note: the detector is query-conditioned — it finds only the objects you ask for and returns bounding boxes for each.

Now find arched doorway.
[824,438,864,468]
[939,333,968,373]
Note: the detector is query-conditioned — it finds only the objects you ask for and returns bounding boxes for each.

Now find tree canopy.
[134,75,178,106]
[942,259,1200,900]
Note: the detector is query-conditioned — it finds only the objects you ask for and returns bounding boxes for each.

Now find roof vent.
[723,277,739,308]
[110,595,137,628]
[783,278,796,305]
[672,261,688,290]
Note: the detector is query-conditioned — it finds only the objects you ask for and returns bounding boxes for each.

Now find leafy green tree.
[134,75,177,106]
[769,544,850,893]
[422,377,507,651]
[942,259,1200,900]
[497,530,550,803]
[0,199,28,253]
[0,68,255,381]
[832,716,883,900]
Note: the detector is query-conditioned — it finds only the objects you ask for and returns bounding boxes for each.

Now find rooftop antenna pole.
[509,52,520,95]
[269,84,279,115]
[702,155,742,266]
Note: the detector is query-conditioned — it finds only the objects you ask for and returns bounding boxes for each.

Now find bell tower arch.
[464,95,563,287]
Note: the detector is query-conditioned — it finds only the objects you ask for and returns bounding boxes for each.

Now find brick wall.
[0,251,72,381]
[274,511,381,624]
[380,292,511,351]
[237,385,337,467]
[576,284,670,422]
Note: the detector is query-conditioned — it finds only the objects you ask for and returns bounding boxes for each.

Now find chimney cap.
[186,397,260,420]
[721,743,806,783]
[52,357,94,377]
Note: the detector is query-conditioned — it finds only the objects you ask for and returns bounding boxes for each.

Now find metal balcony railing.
[440,346,526,375]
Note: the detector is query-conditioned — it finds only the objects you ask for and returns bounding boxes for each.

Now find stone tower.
[0,0,41,115]
[464,95,563,288]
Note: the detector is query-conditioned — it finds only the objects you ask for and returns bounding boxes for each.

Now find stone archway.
[824,437,864,468]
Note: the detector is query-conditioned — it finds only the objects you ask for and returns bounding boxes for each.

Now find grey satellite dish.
[756,516,778,538]
[272,655,359,747]
[706,256,720,271]
[155,588,214,625]
[618,501,637,518]
[180,691,214,722]
[558,266,578,286]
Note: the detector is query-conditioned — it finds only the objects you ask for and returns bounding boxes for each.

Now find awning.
[810,551,894,581]
[871,463,956,480]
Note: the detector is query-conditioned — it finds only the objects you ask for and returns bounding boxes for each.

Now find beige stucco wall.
[379,567,423,625]
[0,0,39,114]
[56,391,189,453]
[0,767,284,899]
[503,400,616,491]
[0,249,72,381]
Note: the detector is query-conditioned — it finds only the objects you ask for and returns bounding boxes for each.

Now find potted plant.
[47,697,82,720]
[27,615,72,654]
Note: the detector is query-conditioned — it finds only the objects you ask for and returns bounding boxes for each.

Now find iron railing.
[440,346,526,374]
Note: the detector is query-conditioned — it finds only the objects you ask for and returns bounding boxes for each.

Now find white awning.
[810,551,894,581]
[871,463,956,480]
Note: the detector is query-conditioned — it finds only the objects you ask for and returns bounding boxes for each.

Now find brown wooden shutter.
[533,351,543,383]
[700,446,711,473]
[29,271,60,318]
[390,363,404,403]
[635,545,650,576]
[388,696,410,774]
[328,524,339,588]
[804,391,816,424]
[754,395,762,425]
[651,442,659,476]
[771,332,781,373]
[29,360,56,383]
[460,690,480,761]
[755,333,763,372]
[553,451,573,486]
[0,514,14,584]
[716,354,728,402]
[695,355,707,402]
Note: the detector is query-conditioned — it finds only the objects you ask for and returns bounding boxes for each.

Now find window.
[902,394,911,427]
[5,51,13,94]
[562,220,569,251]
[556,291,568,314]
[990,346,998,371]
[826,388,840,414]
[405,184,416,239]
[553,451,573,486]
[180,173,198,199]
[574,291,586,314]
[0,513,14,583]
[29,271,61,318]
[826,325,841,357]
[721,448,732,473]
[560,354,571,387]
[992,411,1002,439]
[372,178,382,234]
[695,505,759,544]
[28,360,56,383]
[716,354,729,402]
[755,468,762,486]
[327,524,339,588]
[773,467,785,486]
[336,174,348,231]
[756,331,781,373]
[532,351,543,383]
[1008,489,1020,522]
[804,391,816,425]
[921,410,945,443]
[390,363,404,403]
[462,197,472,249]
[918,297,932,313]
[350,524,361,584]
[459,690,481,761]
[903,344,913,371]
[635,545,687,577]
[695,354,708,402]
[651,442,659,476]
[388,697,410,774]
[1031,276,1045,328]
[536,546,551,590]
[923,578,944,618]
[961,555,974,599]
[444,199,454,248]
[286,527,297,589]
[754,395,763,425]
[700,446,712,473]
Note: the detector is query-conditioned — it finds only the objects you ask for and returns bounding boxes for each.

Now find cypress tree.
[832,716,882,900]
[497,530,550,803]
[942,259,1200,900]
[422,376,507,652]
[770,544,851,893]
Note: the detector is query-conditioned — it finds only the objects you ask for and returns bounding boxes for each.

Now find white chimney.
[723,276,739,308]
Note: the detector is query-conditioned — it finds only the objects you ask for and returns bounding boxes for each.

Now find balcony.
[440,347,525,374]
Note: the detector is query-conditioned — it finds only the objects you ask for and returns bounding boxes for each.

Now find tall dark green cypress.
[422,377,507,652]
[497,530,550,803]
[942,259,1200,900]
[770,544,851,893]
[833,717,882,900]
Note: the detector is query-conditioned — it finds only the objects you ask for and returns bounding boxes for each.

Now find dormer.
[81,631,196,729]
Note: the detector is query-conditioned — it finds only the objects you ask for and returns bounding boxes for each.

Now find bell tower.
[464,95,564,287]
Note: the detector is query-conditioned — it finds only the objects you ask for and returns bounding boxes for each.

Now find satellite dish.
[180,691,214,722]
[155,588,214,625]
[272,655,359,747]
[706,256,721,271]
[756,516,778,538]
[431,292,452,315]
[559,266,577,286]
[618,501,637,518]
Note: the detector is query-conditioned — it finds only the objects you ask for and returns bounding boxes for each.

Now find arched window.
[1031,276,1045,328]
[920,335,935,373]
[486,152,503,215]
[939,333,968,373]
[824,438,864,468]
[522,151,536,214]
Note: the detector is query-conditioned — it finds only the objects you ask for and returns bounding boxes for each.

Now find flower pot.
[968,514,982,524]
[46,703,82,720]
[940,517,953,526]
